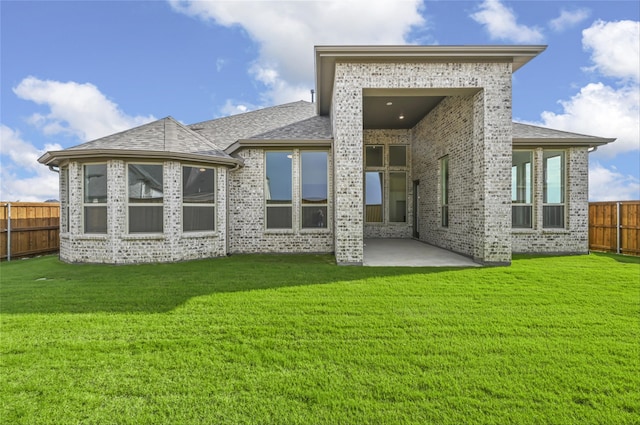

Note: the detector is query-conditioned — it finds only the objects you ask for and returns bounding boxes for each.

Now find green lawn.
[1,253,638,425]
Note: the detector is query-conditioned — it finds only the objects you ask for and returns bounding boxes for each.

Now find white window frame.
[127,162,164,234]
[363,144,409,224]
[182,165,216,233]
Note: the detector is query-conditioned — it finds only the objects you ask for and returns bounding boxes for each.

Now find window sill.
[542,229,569,234]
[264,229,295,234]
[75,234,108,240]
[300,228,331,234]
[181,231,218,239]
[122,234,166,240]
[512,228,535,233]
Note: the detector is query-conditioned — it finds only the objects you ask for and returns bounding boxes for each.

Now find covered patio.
[363,239,480,267]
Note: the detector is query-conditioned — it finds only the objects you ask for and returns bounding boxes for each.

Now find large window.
[128,164,163,233]
[512,151,533,228]
[441,156,449,227]
[183,166,215,232]
[301,152,328,228]
[364,145,408,224]
[83,164,107,233]
[365,172,384,223]
[265,152,293,229]
[543,151,565,228]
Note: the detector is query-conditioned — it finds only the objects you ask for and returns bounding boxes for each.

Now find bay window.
[83,164,107,233]
[183,166,215,232]
[128,164,163,233]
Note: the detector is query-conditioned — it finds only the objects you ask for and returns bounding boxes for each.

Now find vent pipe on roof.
[311,89,315,103]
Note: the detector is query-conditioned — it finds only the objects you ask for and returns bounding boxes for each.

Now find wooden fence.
[589,201,640,256]
[0,202,60,260]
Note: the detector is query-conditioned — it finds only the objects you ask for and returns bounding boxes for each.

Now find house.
[38,45,614,265]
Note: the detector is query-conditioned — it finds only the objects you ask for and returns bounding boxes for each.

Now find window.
[365,171,384,222]
[365,145,383,167]
[83,164,107,233]
[389,172,407,222]
[364,144,409,224]
[183,166,215,232]
[128,164,163,233]
[265,152,292,229]
[441,156,449,227]
[512,151,533,228]
[543,151,565,228]
[62,166,69,233]
[301,152,328,228]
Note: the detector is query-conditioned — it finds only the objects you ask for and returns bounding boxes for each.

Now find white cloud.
[582,20,640,83]
[169,0,425,108]
[538,82,639,158]
[0,125,61,201]
[470,0,544,43]
[589,162,640,201]
[13,76,155,141]
[549,8,590,32]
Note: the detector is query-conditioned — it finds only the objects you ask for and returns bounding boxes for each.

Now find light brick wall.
[227,148,334,254]
[333,61,513,265]
[59,160,227,264]
[512,147,589,253]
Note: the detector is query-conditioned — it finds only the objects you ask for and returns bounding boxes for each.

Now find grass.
[1,253,639,425]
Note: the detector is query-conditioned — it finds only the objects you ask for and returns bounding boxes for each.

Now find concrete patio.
[363,238,480,267]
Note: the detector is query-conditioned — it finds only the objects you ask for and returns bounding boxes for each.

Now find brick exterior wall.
[59,160,227,264]
[227,148,334,254]
[332,61,513,265]
[511,147,589,253]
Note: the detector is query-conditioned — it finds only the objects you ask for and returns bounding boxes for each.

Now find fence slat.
[589,201,640,256]
[1,202,60,260]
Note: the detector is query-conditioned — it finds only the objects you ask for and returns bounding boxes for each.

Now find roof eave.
[315,45,547,115]
[225,139,333,154]
[38,149,244,168]
[512,137,616,148]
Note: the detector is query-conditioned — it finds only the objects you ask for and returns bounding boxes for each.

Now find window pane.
[301,152,328,204]
[266,152,292,204]
[365,171,383,222]
[129,206,163,233]
[543,205,564,228]
[512,205,532,228]
[389,145,407,167]
[512,151,532,203]
[183,167,215,203]
[544,152,564,204]
[84,206,107,233]
[129,164,163,203]
[266,206,292,229]
[183,206,215,232]
[389,172,406,222]
[365,146,383,167]
[84,164,107,203]
[302,206,327,228]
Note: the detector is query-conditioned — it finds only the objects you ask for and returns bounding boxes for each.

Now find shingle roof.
[189,100,317,149]
[67,117,229,158]
[248,115,332,140]
[513,122,614,146]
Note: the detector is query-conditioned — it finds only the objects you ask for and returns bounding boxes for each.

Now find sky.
[1,0,638,202]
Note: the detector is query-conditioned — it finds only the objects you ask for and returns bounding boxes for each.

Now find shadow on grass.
[0,254,468,315]
[513,251,640,265]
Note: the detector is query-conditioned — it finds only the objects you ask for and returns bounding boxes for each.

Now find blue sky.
[1,0,638,201]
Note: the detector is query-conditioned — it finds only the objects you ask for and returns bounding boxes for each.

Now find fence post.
[6,203,11,261]
[616,201,621,254]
